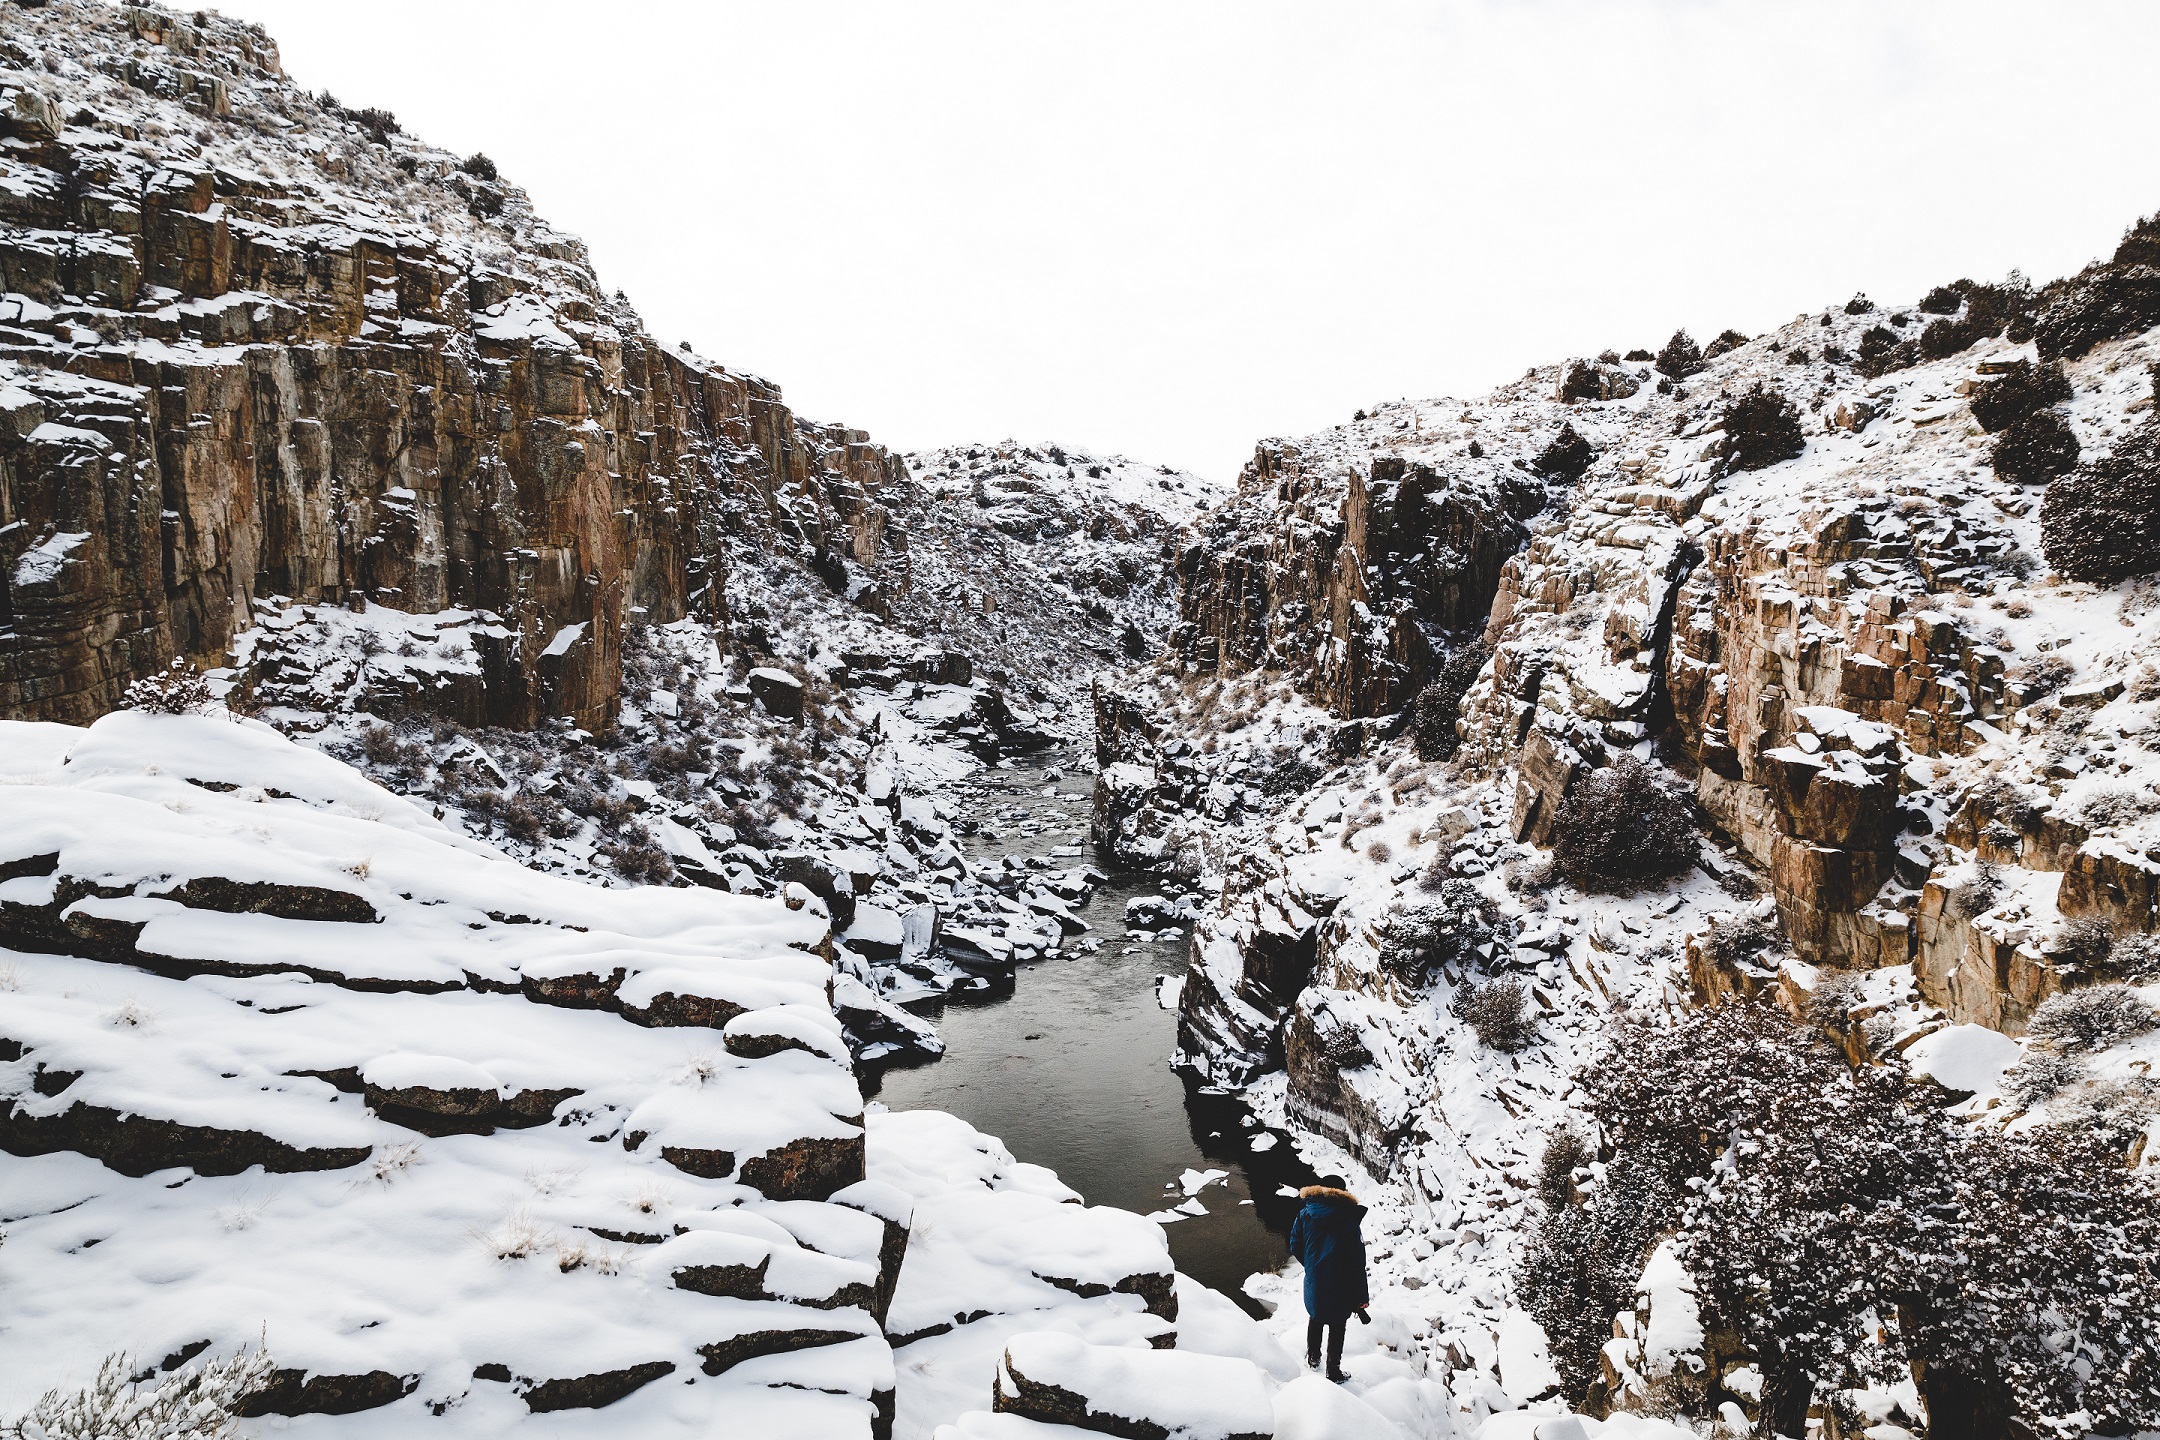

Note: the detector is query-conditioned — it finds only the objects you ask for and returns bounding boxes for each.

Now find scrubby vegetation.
[1548,756,1696,892]
[1520,1001,2160,1430]
[1713,383,1805,474]
[121,658,218,716]
[1992,410,2080,485]
[2042,422,2160,584]
[1534,423,1596,482]
[1970,360,2072,433]
[1456,976,1536,1051]
[1376,877,1514,985]
[1654,329,1704,379]
[2025,982,2159,1055]
[2034,215,2160,360]
[1409,640,1493,761]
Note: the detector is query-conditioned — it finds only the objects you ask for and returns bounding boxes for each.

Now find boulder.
[359,1052,506,1118]
[748,667,806,718]
[993,1333,1274,1440]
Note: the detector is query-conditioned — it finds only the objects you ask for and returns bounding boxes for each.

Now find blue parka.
[1288,1185,1370,1323]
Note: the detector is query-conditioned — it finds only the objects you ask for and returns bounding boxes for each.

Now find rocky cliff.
[1178,421,1546,719]
[0,3,905,731]
[1101,247,2160,1421]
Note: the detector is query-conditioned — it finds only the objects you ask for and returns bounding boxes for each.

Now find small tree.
[1549,756,1696,892]
[1655,329,1705,379]
[1970,359,2072,433]
[1715,383,1805,474]
[1534,423,1595,482]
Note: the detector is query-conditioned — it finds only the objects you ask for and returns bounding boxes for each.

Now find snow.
[1631,1241,1703,1378]
[1905,1023,2022,1097]
[996,1332,1275,1438]
[11,529,87,586]
[1494,1310,1561,1404]
[359,1051,507,1096]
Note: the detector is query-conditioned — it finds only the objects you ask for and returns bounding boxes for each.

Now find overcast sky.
[215,1,2160,479]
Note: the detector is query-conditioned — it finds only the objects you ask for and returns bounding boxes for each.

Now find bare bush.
[2026,983,2159,1055]
[122,659,217,716]
[1458,976,1537,1051]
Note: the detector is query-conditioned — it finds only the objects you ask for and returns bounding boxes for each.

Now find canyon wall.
[1,5,905,731]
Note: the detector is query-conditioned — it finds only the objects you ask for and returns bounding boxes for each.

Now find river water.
[866,751,1317,1311]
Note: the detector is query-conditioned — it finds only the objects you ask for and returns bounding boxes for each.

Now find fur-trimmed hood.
[1298,1185,1358,1205]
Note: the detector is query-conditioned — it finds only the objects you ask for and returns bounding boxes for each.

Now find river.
[865,750,1317,1312]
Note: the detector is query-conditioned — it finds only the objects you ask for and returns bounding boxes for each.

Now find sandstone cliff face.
[1144,294,2160,1179]
[0,4,904,730]
[1178,426,1546,720]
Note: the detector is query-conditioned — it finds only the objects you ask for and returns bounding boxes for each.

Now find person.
[1287,1173,1370,1382]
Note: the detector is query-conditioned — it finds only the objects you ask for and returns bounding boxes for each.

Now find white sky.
[215,1,2160,480]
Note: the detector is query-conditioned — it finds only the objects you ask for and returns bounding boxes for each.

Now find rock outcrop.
[0,4,906,730]
[1179,435,1547,719]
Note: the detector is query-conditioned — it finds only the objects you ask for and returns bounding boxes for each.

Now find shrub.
[1557,360,1601,404]
[458,152,499,181]
[2110,931,2160,980]
[1549,757,1695,892]
[2054,915,2118,974]
[2004,1046,2087,1105]
[1991,410,2079,485]
[1535,1128,1588,1210]
[1947,861,2004,921]
[122,658,217,715]
[2025,982,2159,1054]
[1533,423,1595,481]
[1458,976,1536,1051]
[2077,785,2152,828]
[1714,383,1805,474]
[1919,283,1963,314]
[1703,912,1779,970]
[1376,879,1510,984]
[350,106,398,143]
[2041,423,2160,584]
[1969,360,2072,433]
[1319,1020,1372,1070]
[1844,293,1875,315]
[1701,327,1749,361]
[2034,262,2160,362]
[1409,641,1491,761]
[1654,329,1704,379]
[1259,752,1323,798]
[2011,652,2074,700]
[609,825,674,884]
[9,1346,276,1440]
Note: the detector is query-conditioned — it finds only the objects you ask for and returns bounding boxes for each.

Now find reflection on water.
[865,755,1315,1312]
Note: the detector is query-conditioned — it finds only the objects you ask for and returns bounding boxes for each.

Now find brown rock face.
[1178,445,1545,718]
[0,9,907,730]
[1661,510,2015,968]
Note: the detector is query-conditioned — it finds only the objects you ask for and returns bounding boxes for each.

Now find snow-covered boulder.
[992,1332,1274,1440]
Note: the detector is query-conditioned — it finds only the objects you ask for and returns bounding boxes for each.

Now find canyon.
[5,5,2160,1439]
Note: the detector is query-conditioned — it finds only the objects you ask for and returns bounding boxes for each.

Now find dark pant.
[1305,1316,1346,1374]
